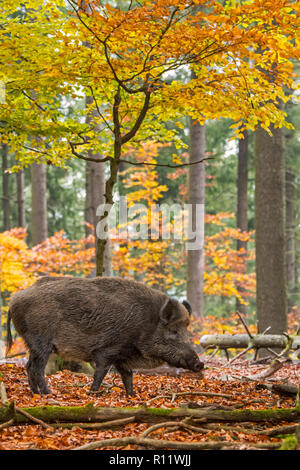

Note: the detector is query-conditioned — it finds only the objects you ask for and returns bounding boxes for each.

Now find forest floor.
[0,356,299,450]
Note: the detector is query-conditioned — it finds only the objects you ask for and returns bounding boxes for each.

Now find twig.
[229,345,253,364]
[147,390,236,404]
[3,351,27,359]
[142,420,210,437]
[15,407,54,430]
[264,424,299,437]
[0,418,14,430]
[236,311,253,339]
[53,416,135,430]
[202,422,299,437]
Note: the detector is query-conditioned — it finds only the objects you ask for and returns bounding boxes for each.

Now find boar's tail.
[5,309,13,356]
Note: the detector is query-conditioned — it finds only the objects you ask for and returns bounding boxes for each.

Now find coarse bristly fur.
[7,276,204,395]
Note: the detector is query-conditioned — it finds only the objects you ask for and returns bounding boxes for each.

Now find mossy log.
[1,402,300,426]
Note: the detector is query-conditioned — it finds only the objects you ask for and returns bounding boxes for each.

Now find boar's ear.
[182,300,192,315]
[159,298,178,325]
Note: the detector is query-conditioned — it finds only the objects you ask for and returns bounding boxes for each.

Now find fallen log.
[256,383,299,397]
[200,334,300,350]
[1,403,300,426]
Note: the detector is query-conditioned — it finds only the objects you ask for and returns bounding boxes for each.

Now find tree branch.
[120,91,151,144]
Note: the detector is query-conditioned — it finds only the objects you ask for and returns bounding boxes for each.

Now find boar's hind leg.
[26,342,52,394]
[114,363,134,396]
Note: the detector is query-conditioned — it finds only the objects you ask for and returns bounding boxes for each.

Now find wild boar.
[6,276,204,395]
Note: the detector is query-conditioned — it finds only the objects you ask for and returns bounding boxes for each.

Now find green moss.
[144,407,173,415]
[280,435,298,450]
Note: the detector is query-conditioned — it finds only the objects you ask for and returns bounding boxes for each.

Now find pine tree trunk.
[236,130,248,314]
[31,162,47,245]
[2,143,10,231]
[187,121,206,320]
[255,123,287,339]
[285,167,295,309]
[16,169,25,228]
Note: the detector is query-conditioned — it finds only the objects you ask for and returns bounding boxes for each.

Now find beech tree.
[187,120,206,318]
[0,0,299,278]
[31,162,48,246]
[255,122,287,338]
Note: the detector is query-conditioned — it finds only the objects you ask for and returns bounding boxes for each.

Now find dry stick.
[202,422,299,437]
[228,312,254,364]
[229,345,253,364]
[264,424,299,437]
[15,407,54,430]
[0,418,14,430]
[72,435,281,451]
[236,311,253,339]
[142,420,210,438]
[4,352,27,359]
[53,416,135,430]
[170,391,236,402]
[0,393,50,431]
[147,390,235,404]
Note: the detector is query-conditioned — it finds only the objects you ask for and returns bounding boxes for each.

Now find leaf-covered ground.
[0,357,299,450]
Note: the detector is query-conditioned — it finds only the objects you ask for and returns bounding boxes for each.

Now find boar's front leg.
[114,363,134,396]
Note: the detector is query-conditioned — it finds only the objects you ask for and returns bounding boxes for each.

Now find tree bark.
[85,158,112,276]
[255,123,287,340]
[16,169,26,228]
[236,130,248,313]
[2,143,10,231]
[85,95,112,277]
[187,120,206,320]
[31,162,48,245]
[285,167,296,309]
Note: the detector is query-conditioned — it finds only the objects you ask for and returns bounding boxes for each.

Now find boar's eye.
[170,329,179,336]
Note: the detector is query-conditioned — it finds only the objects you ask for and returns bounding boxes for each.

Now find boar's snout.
[185,351,204,372]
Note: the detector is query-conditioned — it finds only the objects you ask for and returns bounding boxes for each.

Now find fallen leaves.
[0,358,299,450]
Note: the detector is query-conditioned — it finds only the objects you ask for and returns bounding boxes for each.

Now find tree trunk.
[255,123,287,339]
[236,130,249,314]
[16,169,25,228]
[85,159,112,276]
[31,162,47,245]
[85,96,112,277]
[2,143,10,231]
[187,121,206,320]
[285,167,296,309]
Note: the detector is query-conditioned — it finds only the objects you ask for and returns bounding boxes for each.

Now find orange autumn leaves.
[111,142,255,304]
[1,0,299,170]
[0,228,94,303]
[0,144,255,306]
[204,219,255,304]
